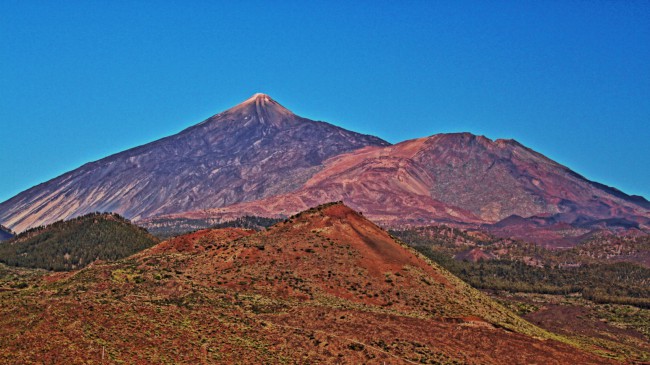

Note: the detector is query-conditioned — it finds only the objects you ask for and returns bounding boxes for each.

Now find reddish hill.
[0,203,620,364]
[455,248,496,262]
[144,227,254,254]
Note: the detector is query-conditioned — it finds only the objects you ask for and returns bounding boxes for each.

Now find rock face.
[0,94,388,233]
[160,133,649,235]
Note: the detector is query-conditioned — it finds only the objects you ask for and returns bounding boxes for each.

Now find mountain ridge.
[1,94,647,246]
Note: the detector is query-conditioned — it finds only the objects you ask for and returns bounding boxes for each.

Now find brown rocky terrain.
[0,203,621,364]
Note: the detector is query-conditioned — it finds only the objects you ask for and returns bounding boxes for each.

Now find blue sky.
[1,0,649,202]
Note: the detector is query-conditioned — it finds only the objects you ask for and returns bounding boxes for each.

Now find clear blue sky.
[1,1,649,202]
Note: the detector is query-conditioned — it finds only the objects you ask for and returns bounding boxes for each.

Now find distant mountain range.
[1,93,648,245]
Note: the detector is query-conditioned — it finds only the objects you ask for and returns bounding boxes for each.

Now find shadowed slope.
[0,225,12,242]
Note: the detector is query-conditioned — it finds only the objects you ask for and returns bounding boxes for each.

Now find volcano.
[1,94,647,246]
[0,94,388,232]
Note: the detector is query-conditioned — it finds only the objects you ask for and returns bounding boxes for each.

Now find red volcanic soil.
[144,227,254,254]
[455,248,496,262]
[262,307,618,365]
[184,203,463,310]
[0,203,624,364]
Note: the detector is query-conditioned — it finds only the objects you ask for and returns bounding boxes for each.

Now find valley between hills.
[0,94,648,363]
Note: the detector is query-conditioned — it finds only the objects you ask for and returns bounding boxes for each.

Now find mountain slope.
[0,225,12,241]
[0,94,388,233]
[0,203,616,364]
[161,133,649,236]
[0,212,159,270]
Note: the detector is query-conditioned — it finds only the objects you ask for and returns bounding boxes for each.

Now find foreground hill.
[157,133,649,245]
[0,213,159,270]
[0,203,618,364]
[0,94,388,232]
